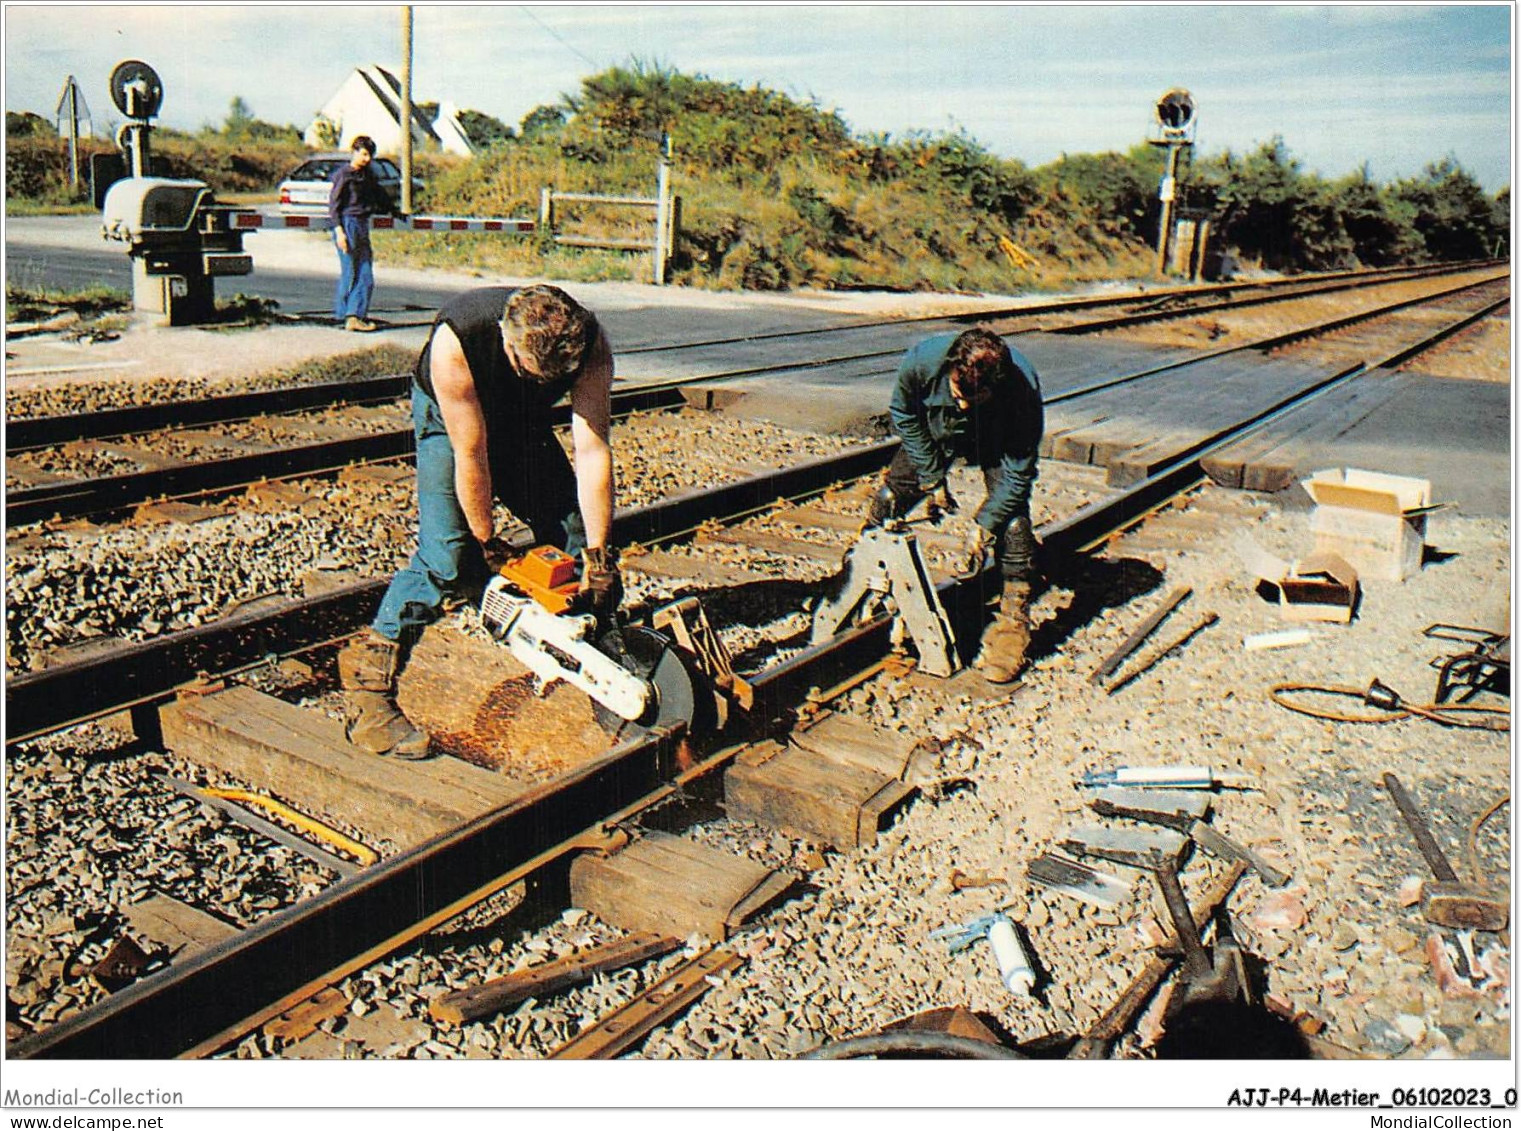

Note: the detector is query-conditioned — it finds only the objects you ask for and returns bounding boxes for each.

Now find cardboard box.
[1236,536,1360,624]
[1301,468,1441,582]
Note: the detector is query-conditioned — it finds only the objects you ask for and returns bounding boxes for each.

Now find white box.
[1301,468,1440,582]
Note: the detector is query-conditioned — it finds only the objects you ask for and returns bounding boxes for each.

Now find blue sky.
[3,4,1513,189]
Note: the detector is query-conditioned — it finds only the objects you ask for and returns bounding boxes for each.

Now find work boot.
[973,582,1033,684]
[344,316,377,332]
[337,630,432,759]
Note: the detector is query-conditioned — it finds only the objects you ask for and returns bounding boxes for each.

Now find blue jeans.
[333,216,374,320]
[372,385,585,641]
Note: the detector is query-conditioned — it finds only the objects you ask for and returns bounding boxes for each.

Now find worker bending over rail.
[341,285,623,758]
[867,328,1044,682]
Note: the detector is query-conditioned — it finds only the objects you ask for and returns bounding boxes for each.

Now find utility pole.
[653,132,671,285]
[400,6,414,214]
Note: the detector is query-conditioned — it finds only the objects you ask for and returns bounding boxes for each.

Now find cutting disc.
[591,625,704,738]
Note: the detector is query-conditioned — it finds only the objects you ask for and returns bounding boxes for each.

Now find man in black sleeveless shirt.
[339,285,620,758]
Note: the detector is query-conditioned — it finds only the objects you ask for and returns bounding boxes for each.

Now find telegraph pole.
[400,6,414,214]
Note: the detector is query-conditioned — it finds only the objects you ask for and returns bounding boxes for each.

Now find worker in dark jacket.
[339,285,621,758]
[329,135,392,332]
[867,327,1044,682]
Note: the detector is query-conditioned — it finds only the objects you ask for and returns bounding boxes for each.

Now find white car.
[276,153,422,217]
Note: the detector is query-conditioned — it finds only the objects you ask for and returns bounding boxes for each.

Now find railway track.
[1,259,1482,454]
[3,264,1506,529]
[8,284,1504,1059]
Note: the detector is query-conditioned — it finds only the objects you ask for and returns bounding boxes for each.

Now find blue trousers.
[372,385,585,641]
[333,216,374,320]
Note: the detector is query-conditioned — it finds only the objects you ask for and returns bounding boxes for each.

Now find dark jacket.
[888,332,1043,532]
[328,163,391,225]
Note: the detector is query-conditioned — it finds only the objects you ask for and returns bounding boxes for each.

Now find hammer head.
[1423,882,1509,932]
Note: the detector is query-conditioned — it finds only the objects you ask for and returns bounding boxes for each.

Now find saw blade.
[591,626,699,738]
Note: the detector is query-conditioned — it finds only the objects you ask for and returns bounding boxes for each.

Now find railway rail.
[4,265,1506,529]
[5,260,1490,454]
[8,285,1504,1060]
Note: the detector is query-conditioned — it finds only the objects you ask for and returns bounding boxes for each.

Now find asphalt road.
[3,216,882,350]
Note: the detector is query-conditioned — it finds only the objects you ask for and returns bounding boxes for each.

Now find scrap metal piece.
[1026,853,1134,910]
[810,526,961,677]
[1187,820,1291,888]
[1424,624,1510,705]
[1104,612,1220,696]
[91,936,155,992]
[431,931,680,1026]
[1090,787,1211,830]
[548,946,744,1059]
[1061,825,1189,871]
[1090,586,1192,685]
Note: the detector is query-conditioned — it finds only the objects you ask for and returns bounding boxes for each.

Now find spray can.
[987,914,1035,997]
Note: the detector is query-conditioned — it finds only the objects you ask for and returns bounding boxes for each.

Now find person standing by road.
[329,135,391,332]
[339,285,623,758]
[866,327,1045,683]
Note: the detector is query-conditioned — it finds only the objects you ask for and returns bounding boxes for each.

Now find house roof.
[358,64,441,143]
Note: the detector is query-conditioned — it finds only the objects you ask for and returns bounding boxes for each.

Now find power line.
[519,7,599,70]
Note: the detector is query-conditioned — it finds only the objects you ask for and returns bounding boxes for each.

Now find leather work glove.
[579,546,623,625]
[961,525,996,577]
[481,536,514,576]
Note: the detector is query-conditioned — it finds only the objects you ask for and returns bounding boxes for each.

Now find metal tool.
[1080,765,1256,790]
[1151,858,1250,1008]
[1382,772,1508,931]
[480,546,712,738]
[1424,624,1510,705]
[1090,586,1191,685]
[1104,611,1219,696]
[810,523,961,677]
[1026,853,1134,910]
[1090,787,1211,829]
[1088,788,1289,887]
[931,912,1036,997]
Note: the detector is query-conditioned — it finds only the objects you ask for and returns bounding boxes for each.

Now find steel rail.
[8,267,1499,530]
[8,261,1486,453]
[4,384,688,528]
[4,441,899,744]
[612,259,1492,355]
[1049,260,1497,335]
[6,376,411,453]
[1045,271,1509,406]
[9,293,1499,1059]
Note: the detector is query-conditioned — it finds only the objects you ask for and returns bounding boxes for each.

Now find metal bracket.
[809,526,961,677]
[1424,624,1510,705]
[654,595,752,723]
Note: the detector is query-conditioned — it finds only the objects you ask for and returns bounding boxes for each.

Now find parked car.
[277,153,424,217]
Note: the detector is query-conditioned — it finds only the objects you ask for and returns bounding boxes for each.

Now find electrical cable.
[804,1031,1024,1060]
[1466,793,1510,884]
[1269,681,1509,731]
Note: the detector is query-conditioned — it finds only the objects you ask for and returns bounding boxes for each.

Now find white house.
[305,65,474,156]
